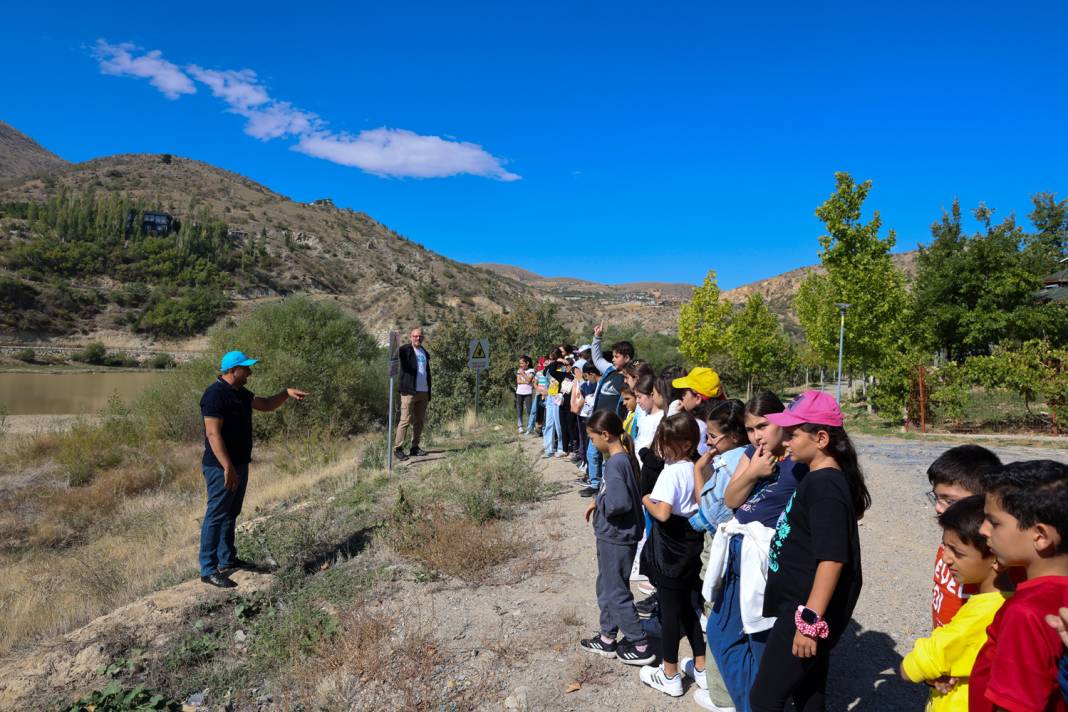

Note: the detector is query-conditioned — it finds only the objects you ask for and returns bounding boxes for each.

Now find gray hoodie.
[594,452,644,545]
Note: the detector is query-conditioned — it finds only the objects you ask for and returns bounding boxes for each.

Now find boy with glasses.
[926,445,1002,628]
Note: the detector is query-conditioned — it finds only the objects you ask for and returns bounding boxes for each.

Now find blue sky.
[2,1,1065,289]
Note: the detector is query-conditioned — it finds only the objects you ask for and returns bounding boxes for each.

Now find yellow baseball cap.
[672,367,721,398]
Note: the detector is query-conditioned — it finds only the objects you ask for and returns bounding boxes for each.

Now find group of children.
[518,325,1068,711]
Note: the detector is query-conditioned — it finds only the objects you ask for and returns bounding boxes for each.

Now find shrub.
[149,352,176,369]
[74,342,107,365]
[63,681,181,711]
[13,348,35,363]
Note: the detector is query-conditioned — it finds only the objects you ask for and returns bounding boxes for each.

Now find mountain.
[0,151,539,346]
[0,121,68,181]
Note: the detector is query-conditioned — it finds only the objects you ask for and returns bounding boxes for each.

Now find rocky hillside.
[0,152,540,345]
[0,121,68,181]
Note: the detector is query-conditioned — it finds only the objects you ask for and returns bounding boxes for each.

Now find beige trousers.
[396,392,429,449]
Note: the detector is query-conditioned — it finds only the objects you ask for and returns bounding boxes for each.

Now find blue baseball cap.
[220,350,259,372]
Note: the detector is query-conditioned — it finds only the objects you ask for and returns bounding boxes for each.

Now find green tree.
[1024,192,1068,275]
[726,294,791,399]
[794,173,910,386]
[913,199,1067,358]
[677,270,732,367]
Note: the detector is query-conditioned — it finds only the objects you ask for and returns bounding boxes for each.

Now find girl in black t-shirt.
[749,391,872,712]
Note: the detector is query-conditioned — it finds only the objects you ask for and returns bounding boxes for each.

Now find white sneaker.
[680,657,707,690]
[639,664,684,697]
[694,689,736,712]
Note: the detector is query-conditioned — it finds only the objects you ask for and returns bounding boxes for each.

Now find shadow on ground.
[827,620,927,710]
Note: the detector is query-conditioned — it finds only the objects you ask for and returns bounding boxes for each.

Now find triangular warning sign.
[473,342,487,359]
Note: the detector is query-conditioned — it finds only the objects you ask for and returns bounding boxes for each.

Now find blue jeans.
[708,535,770,712]
[198,463,249,576]
[526,394,540,433]
[543,397,563,455]
[587,439,604,488]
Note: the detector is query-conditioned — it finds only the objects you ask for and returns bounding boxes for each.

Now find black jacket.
[398,344,431,398]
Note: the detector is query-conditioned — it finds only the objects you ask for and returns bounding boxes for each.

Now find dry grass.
[387,509,521,582]
[281,602,486,711]
[0,434,366,655]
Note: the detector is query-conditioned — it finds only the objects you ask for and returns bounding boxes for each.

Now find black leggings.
[657,580,704,665]
[749,608,832,712]
[560,407,577,452]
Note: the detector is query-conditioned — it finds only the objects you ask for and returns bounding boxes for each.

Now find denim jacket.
[689,446,746,532]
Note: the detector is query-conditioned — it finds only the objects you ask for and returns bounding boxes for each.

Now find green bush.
[13,347,35,363]
[149,352,176,369]
[136,296,387,442]
[74,342,108,365]
[64,681,180,712]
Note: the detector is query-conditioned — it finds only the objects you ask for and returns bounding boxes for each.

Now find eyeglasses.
[925,490,960,508]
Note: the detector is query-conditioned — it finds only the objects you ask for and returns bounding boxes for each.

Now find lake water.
[0,371,165,415]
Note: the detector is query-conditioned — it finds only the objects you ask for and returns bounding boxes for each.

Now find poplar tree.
[677,269,733,367]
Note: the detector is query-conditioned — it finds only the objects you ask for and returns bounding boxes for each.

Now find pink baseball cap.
[766,390,844,428]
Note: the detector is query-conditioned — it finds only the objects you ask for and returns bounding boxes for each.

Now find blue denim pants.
[199,463,249,576]
[586,439,604,488]
[543,397,563,455]
[708,535,770,712]
[525,394,540,433]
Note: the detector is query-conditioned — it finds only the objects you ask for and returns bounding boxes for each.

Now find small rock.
[185,689,208,706]
[234,629,247,643]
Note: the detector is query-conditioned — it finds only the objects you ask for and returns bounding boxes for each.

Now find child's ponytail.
[586,410,640,483]
[799,423,872,519]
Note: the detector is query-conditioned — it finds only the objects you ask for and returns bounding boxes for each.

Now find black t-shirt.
[200,378,255,468]
[762,467,862,635]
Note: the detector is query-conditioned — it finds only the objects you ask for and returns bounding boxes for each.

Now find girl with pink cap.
[749,390,872,712]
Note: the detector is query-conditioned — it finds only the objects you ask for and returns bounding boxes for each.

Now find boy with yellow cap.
[672,367,723,457]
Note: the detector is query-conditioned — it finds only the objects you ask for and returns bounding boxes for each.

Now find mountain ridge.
[0,121,69,181]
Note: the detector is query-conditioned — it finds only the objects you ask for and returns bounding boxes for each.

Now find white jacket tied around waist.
[701,518,777,634]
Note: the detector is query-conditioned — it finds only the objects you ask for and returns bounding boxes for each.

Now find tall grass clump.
[137,296,388,442]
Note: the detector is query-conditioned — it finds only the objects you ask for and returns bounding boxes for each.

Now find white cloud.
[94,40,196,100]
[295,128,521,181]
[93,40,519,181]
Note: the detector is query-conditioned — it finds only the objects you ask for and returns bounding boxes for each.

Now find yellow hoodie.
[901,590,1009,712]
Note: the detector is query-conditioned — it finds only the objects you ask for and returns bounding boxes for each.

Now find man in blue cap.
[198,350,307,588]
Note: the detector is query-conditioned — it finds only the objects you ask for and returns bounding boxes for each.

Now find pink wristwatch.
[794,605,830,639]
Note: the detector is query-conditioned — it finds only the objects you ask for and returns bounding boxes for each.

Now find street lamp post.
[835,303,850,403]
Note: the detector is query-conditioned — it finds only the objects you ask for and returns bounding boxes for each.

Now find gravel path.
[497,433,1068,711]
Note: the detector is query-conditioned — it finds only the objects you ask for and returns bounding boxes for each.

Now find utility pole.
[835,303,850,403]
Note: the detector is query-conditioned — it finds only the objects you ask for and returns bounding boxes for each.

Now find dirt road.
[487,433,1068,711]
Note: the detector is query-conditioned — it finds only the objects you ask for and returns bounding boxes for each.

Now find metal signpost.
[387,330,400,472]
[467,338,490,421]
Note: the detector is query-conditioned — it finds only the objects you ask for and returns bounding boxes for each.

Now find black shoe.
[635,593,659,620]
[616,637,656,666]
[200,573,237,588]
[579,486,599,498]
[219,557,265,574]
[579,634,617,658]
[394,447,409,461]
[409,445,428,457]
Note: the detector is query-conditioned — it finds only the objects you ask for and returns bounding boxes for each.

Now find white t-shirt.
[634,409,664,453]
[649,460,698,517]
[415,348,429,392]
[516,368,534,395]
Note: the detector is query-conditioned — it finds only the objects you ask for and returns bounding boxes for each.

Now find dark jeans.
[577,416,589,465]
[560,406,578,452]
[198,463,249,576]
[749,605,832,712]
[516,392,532,428]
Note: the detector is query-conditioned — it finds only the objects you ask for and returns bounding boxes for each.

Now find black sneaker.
[409,445,428,457]
[394,447,409,462]
[578,486,599,498]
[200,572,237,588]
[616,638,656,666]
[635,593,659,620]
[579,634,617,658]
[218,557,257,574]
